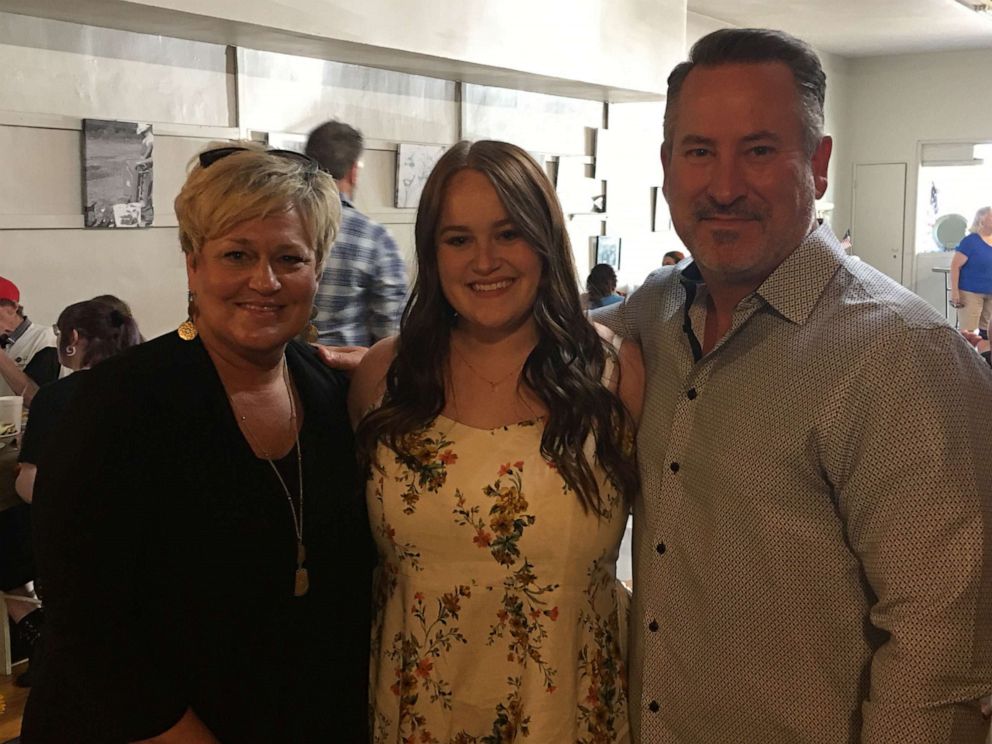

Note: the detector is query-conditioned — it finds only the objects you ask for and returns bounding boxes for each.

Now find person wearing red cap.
[0,276,60,405]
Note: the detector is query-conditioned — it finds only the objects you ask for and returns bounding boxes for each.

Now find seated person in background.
[6,297,141,688]
[0,276,60,405]
[586,262,624,309]
[960,323,991,366]
[661,250,685,266]
[16,297,143,503]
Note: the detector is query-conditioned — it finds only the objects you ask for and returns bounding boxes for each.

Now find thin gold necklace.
[449,341,529,392]
[229,360,308,597]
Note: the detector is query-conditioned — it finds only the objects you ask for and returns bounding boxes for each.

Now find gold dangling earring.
[305,305,319,344]
[178,290,198,341]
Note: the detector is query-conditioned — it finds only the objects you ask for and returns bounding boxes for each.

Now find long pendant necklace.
[230,361,309,597]
[449,341,528,392]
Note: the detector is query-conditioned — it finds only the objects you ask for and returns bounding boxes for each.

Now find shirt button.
[648,620,659,632]
[687,388,697,400]
[669,462,680,473]
[656,542,666,555]
[648,700,660,713]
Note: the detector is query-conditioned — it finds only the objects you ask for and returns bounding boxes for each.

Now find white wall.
[11,0,685,100]
[0,12,641,337]
[844,48,992,308]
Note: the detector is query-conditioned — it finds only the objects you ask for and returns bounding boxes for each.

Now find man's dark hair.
[305,121,364,180]
[663,28,826,155]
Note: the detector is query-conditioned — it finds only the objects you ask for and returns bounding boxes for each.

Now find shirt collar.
[340,194,354,209]
[7,316,30,344]
[677,222,846,325]
[755,222,846,324]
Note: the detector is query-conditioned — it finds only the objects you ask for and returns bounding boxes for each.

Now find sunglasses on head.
[198,146,322,172]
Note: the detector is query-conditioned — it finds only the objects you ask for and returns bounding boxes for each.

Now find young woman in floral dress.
[350,140,644,743]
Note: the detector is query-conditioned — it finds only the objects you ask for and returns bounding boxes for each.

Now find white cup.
[0,395,24,436]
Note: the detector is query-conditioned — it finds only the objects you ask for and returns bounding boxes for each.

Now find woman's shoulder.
[348,336,398,426]
[959,233,985,252]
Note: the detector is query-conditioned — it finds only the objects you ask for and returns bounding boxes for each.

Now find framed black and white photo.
[82,119,154,228]
[595,235,621,269]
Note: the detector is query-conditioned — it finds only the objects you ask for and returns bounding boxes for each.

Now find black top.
[22,333,373,743]
[19,370,88,465]
[24,346,60,388]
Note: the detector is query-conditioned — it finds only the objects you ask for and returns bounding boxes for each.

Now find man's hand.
[313,344,369,375]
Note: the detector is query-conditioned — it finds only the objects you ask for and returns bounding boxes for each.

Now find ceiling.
[688,0,992,57]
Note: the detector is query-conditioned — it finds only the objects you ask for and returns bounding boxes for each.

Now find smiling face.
[186,207,318,363]
[662,62,832,294]
[436,168,542,342]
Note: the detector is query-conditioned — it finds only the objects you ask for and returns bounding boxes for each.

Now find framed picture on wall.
[395,143,446,208]
[595,235,621,269]
[82,119,154,228]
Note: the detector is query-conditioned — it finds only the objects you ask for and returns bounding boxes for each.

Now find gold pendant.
[177,319,198,341]
[294,542,308,596]
[294,566,309,596]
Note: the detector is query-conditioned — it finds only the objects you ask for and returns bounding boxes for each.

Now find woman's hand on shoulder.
[615,338,645,426]
[347,336,398,429]
[313,344,369,375]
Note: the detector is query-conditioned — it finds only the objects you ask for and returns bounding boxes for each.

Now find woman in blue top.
[951,206,992,332]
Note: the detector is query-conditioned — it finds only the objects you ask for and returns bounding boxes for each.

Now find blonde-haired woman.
[950,206,992,332]
[24,145,373,743]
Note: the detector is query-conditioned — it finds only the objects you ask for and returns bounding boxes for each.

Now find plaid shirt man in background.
[306,121,407,347]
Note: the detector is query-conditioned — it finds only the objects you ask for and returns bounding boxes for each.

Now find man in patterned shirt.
[596,28,992,743]
[306,120,407,347]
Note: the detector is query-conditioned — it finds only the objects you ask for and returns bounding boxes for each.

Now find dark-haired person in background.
[0,275,60,405]
[5,298,142,688]
[594,27,991,743]
[661,250,685,266]
[16,297,143,503]
[586,263,624,309]
[306,120,407,349]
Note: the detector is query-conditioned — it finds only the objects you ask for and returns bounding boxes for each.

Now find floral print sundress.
[368,414,631,743]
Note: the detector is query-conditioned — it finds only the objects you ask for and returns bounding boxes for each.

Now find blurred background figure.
[661,250,685,266]
[586,262,624,309]
[950,206,992,333]
[0,276,59,405]
[306,120,407,348]
[6,297,141,689]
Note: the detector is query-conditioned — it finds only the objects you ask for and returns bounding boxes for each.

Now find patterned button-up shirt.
[314,196,407,347]
[596,224,992,743]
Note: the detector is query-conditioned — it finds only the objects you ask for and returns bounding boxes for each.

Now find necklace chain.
[450,341,527,392]
[228,360,308,597]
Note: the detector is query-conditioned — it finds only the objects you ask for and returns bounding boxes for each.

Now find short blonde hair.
[970,206,991,234]
[174,142,341,271]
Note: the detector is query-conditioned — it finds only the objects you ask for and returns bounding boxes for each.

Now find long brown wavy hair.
[355,140,638,514]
